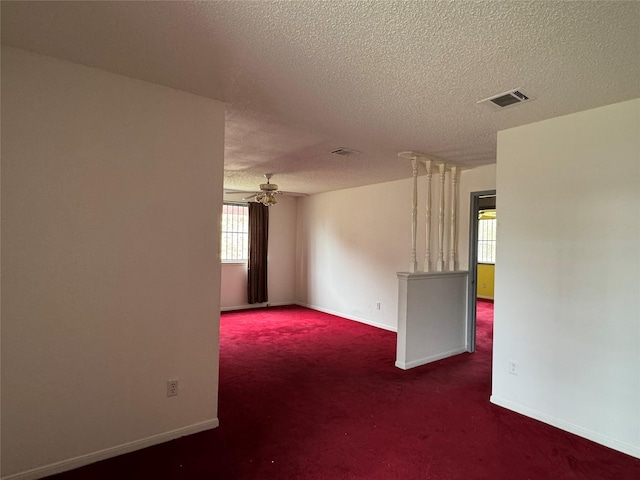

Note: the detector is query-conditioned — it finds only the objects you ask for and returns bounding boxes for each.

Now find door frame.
[466,189,496,352]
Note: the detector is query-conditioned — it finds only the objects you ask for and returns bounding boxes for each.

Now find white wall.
[457,164,496,269]
[267,196,298,305]
[296,179,412,330]
[220,195,297,310]
[1,48,226,478]
[296,177,429,330]
[220,262,250,309]
[295,163,496,331]
[492,99,640,458]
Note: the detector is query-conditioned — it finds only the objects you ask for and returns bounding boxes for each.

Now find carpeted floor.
[47,301,640,479]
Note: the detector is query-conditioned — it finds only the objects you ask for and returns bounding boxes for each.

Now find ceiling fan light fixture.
[248,173,282,206]
[259,173,279,191]
[255,192,277,206]
[259,182,279,192]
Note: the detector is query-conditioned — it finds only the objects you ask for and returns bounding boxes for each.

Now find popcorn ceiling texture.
[2,1,639,194]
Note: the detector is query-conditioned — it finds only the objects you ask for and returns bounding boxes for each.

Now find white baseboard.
[220,301,293,312]
[3,419,219,480]
[490,395,640,459]
[395,347,467,370]
[295,302,397,332]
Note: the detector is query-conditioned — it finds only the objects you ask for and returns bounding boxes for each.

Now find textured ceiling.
[2,1,639,194]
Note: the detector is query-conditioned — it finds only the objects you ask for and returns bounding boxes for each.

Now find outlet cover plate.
[508,361,519,375]
[167,379,179,397]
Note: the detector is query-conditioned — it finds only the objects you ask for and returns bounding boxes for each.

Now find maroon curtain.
[247,202,269,304]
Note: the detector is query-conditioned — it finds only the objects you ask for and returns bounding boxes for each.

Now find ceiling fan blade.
[277,190,309,197]
[242,193,258,200]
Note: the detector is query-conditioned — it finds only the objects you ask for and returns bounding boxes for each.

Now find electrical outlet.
[508,361,519,376]
[376,302,381,310]
[167,379,179,397]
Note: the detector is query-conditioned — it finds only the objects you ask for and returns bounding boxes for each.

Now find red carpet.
[48,301,640,479]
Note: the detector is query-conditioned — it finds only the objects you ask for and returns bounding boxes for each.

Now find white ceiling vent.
[330,147,360,156]
[477,89,531,109]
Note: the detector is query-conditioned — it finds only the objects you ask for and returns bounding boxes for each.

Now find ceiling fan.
[243,173,282,206]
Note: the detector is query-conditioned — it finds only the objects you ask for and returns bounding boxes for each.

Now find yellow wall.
[477,263,495,299]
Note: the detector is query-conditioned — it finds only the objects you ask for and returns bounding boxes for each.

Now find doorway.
[466,190,496,352]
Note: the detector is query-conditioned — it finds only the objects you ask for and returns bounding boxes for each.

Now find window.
[221,203,249,262]
[477,210,496,264]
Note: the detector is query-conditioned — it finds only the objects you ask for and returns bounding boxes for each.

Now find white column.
[409,156,419,273]
[423,159,433,272]
[437,163,446,272]
[449,165,459,271]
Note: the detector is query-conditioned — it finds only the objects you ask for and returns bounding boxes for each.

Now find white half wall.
[492,98,640,458]
[220,195,297,310]
[1,48,226,478]
[396,272,468,369]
